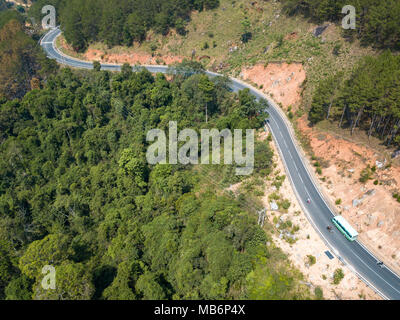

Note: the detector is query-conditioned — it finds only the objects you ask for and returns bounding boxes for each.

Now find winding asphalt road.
[41,27,400,300]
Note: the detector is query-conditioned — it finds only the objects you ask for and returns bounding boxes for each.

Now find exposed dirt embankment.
[84,48,184,66]
[58,35,185,66]
[241,63,306,109]
[298,116,400,274]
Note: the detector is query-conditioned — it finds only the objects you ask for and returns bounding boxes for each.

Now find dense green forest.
[0,11,57,100]
[309,51,400,147]
[0,59,311,299]
[30,0,220,51]
[281,0,400,50]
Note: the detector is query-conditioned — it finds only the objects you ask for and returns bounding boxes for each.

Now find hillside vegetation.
[2,0,399,301]
[0,11,57,100]
[30,0,220,51]
[281,0,400,50]
[0,61,312,299]
[309,51,400,147]
[52,0,400,148]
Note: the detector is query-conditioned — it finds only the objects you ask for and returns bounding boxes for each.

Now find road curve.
[41,27,400,300]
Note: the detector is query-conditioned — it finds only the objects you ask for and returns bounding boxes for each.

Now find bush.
[93,61,101,72]
[314,287,323,300]
[335,199,342,205]
[281,199,291,210]
[16,5,25,13]
[307,255,316,266]
[272,180,283,190]
[254,141,274,176]
[359,166,373,183]
[269,192,280,201]
[333,43,341,56]
[333,268,344,285]
[241,32,252,43]
[276,34,284,47]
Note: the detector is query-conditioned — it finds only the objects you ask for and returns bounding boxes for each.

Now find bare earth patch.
[241,63,306,109]
[297,116,400,275]
[57,35,186,66]
[84,48,184,66]
[260,127,381,300]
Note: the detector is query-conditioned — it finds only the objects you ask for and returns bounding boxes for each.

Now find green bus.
[331,215,358,241]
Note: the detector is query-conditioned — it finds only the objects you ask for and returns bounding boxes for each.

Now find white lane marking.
[298,172,304,184]
[357,240,400,280]
[271,117,295,162]
[292,160,298,171]
[350,246,400,295]
[270,116,309,195]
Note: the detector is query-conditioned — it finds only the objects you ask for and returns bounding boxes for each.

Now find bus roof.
[333,216,358,237]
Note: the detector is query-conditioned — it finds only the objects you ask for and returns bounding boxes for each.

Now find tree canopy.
[0,13,57,100]
[30,0,220,52]
[0,61,310,299]
[309,51,400,146]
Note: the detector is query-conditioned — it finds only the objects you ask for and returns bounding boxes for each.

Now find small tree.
[241,17,252,43]
[198,75,215,123]
[121,63,133,79]
[314,287,324,300]
[93,61,101,72]
[307,255,316,266]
